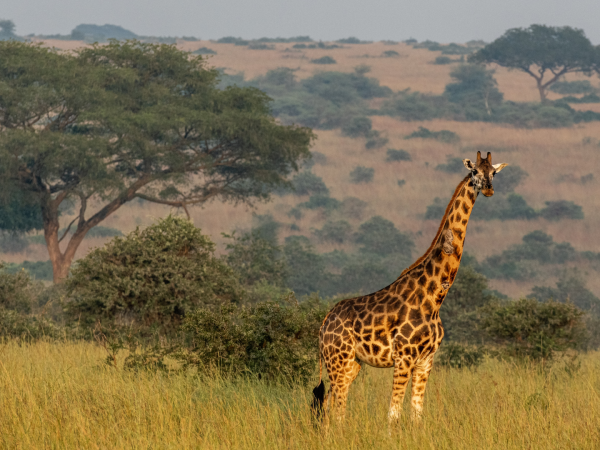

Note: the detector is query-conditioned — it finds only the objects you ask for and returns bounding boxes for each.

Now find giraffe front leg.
[410,354,435,421]
[388,357,413,423]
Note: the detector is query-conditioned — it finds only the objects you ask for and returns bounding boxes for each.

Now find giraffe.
[312,151,507,424]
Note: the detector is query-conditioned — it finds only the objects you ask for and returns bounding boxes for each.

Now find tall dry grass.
[1,340,598,449]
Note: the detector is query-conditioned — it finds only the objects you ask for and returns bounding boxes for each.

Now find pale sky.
[4,0,600,44]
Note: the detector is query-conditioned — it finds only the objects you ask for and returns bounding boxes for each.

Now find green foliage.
[282,236,333,296]
[298,195,341,212]
[0,40,313,281]
[341,116,372,138]
[382,50,400,57]
[405,127,460,144]
[0,263,37,313]
[251,214,281,244]
[65,216,244,334]
[223,231,288,288]
[0,190,43,233]
[336,37,370,44]
[550,80,595,94]
[3,261,54,281]
[339,197,368,220]
[444,64,503,119]
[311,56,336,65]
[0,19,20,41]
[313,220,353,244]
[349,166,375,184]
[493,165,528,193]
[433,56,455,65]
[469,25,600,102]
[482,298,587,361]
[480,231,579,280]
[380,91,450,121]
[0,233,29,254]
[355,216,414,258]
[287,171,329,196]
[71,24,137,41]
[539,200,584,220]
[435,156,465,173]
[193,47,216,55]
[248,43,275,50]
[471,193,538,221]
[365,133,388,150]
[175,295,330,383]
[386,149,412,162]
[528,271,600,312]
[436,343,485,369]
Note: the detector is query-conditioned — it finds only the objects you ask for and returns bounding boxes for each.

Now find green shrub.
[248,43,275,50]
[311,56,336,64]
[283,236,335,296]
[0,263,37,314]
[355,216,414,257]
[174,296,329,383]
[433,56,454,65]
[482,298,587,361]
[436,343,485,369]
[223,231,288,288]
[470,193,537,221]
[493,165,528,193]
[386,149,411,161]
[365,133,388,150]
[3,260,54,281]
[287,207,303,220]
[444,64,503,118]
[313,220,353,244]
[405,127,460,143]
[349,166,375,183]
[298,195,341,211]
[290,171,329,196]
[382,50,400,57]
[341,116,372,137]
[424,197,446,220]
[539,200,584,221]
[336,37,370,44]
[339,258,396,294]
[193,47,216,55]
[435,156,465,173]
[65,216,244,334]
[251,214,281,244]
[216,36,247,44]
[397,179,406,187]
[85,226,123,238]
[549,80,594,94]
[380,91,450,121]
[528,271,600,312]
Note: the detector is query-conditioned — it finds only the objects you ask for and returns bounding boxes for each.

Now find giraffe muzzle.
[481,188,494,197]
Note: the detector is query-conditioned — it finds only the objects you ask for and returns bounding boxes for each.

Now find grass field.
[1,340,598,449]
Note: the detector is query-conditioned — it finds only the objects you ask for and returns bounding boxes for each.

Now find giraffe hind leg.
[329,359,361,423]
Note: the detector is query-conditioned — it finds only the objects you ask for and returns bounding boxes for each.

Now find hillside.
[5,38,600,299]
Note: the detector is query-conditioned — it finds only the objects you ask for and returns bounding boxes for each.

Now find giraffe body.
[314,151,507,423]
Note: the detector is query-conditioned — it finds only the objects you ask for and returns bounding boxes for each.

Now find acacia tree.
[469,25,600,103]
[0,41,313,282]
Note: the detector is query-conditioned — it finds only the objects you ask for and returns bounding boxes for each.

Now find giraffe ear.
[463,159,475,170]
[493,163,508,173]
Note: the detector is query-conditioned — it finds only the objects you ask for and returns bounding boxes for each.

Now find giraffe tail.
[311,318,327,421]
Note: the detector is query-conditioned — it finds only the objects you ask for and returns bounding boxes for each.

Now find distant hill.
[72,24,137,40]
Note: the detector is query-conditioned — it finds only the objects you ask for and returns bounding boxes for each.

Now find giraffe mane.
[398,174,471,279]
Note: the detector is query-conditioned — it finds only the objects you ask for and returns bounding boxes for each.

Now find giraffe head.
[463,151,507,197]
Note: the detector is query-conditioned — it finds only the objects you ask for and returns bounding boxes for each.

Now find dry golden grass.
[8,39,600,298]
[1,340,599,449]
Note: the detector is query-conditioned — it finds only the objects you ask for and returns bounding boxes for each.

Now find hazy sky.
[5,0,600,44]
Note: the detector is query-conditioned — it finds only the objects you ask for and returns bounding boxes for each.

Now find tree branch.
[58,217,77,244]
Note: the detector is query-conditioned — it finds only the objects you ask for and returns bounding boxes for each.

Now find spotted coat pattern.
[318,175,479,422]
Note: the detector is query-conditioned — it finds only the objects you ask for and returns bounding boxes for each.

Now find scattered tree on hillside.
[469,25,600,103]
[0,41,312,282]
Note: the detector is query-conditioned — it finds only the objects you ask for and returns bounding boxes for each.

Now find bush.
[336,37,370,44]
[380,91,450,121]
[223,231,288,288]
[65,216,244,334]
[339,258,396,294]
[283,236,335,296]
[433,56,454,65]
[382,50,400,57]
[193,47,216,55]
[493,165,528,193]
[386,149,411,162]
[470,193,537,221]
[0,263,37,314]
[539,200,584,221]
[298,195,341,211]
[528,271,600,312]
[444,64,503,117]
[311,56,336,64]
[251,214,281,244]
[482,298,587,361]
[3,260,54,281]
[290,171,329,196]
[339,197,368,219]
[341,116,372,137]
[435,156,465,173]
[365,133,388,150]
[248,43,275,50]
[436,343,485,369]
[355,216,414,257]
[313,220,353,244]
[405,127,460,144]
[549,80,594,94]
[175,296,330,383]
[350,166,375,184]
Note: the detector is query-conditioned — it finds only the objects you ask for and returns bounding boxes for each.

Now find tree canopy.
[469,25,600,102]
[0,40,313,282]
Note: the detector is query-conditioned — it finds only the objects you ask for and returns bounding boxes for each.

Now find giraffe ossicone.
[312,151,507,425]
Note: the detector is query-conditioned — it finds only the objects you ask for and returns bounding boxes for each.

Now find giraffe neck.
[393,175,477,310]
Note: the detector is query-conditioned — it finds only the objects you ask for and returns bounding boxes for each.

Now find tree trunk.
[537,79,548,103]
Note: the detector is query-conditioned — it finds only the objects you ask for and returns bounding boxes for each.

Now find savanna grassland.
[1,340,598,449]
[8,38,600,299]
